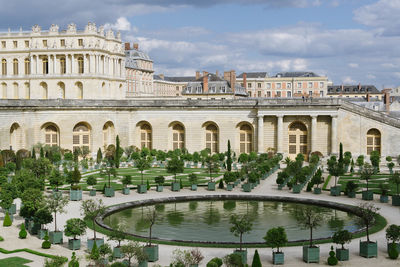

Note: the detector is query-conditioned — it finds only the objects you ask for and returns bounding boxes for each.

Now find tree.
[46,194,69,232]
[81,199,106,240]
[122,175,132,188]
[327,156,344,187]
[154,175,165,186]
[48,169,65,191]
[135,156,151,185]
[386,224,400,246]
[311,169,323,188]
[294,206,324,247]
[251,249,261,267]
[205,154,220,182]
[67,166,81,189]
[389,172,400,196]
[167,156,184,183]
[64,218,87,240]
[98,243,112,263]
[230,214,252,251]
[86,175,97,190]
[121,241,144,267]
[108,223,126,247]
[370,150,380,173]
[264,227,288,253]
[102,163,116,188]
[356,155,364,172]
[96,148,103,164]
[44,256,67,267]
[356,202,380,242]
[146,208,157,246]
[115,135,122,168]
[226,140,232,172]
[33,207,53,230]
[332,230,352,250]
[360,163,374,193]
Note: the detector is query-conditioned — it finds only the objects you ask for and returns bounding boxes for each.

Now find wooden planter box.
[191,184,197,191]
[348,191,356,198]
[359,241,377,258]
[292,184,301,193]
[362,191,374,201]
[138,261,148,267]
[144,245,159,262]
[113,246,123,258]
[137,184,147,194]
[171,182,180,192]
[105,187,115,197]
[28,221,41,235]
[303,246,320,263]
[68,238,81,250]
[272,252,284,265]
[87,238,104,251]
[156,185,163,192]
[242,183,251,192]
[226,184,233,191]
[313,187,321,194]
[38,229,48,240]
[336,248,349,261]
[49,231,63,244]
[122,188,130,195]
[7,203,16,215]
[380,195,389,203]
[330,186,341,196]
[208,182,216,191]
[70,190,82,201]
[89,189,96,196]
[233,250,247,265]
[392,195,400,206]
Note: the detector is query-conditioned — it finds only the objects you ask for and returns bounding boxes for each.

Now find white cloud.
[348,63,358,68]
[105,17,131,31]
[342,76,356,84]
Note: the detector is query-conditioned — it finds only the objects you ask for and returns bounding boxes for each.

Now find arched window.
[73,123,90,152]
[103,122,115,148]
[172,124,185,150]
[58,82,65,99]
[239,124,253,154]
[13,83,18,99]
[42,57,48,74]
[206,124,219,153]
[2,59,7,75]
[45,125,59,147]
[10,123,22,151]
[60,57,66,74]
[288,122,308,158]
[140,123,152,149]
[76,82,83,99]
[367,129,381,155]
[78,57,84,74]
[24,82,30,99]
[40,82,48,99]
[2,83,7,99]
[24,58,30,75]
[13,59,18,75]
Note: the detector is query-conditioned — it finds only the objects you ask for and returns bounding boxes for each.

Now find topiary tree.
[96,148,103,164]
[226,140,232,172]
[154,175,165,186]
[48,169,65,192]
[69,251,79,267]
[121,175,132,188]
[86,175,97,191]
[33,207,53,232]
[370,150,380,173]
[42,232,51,249]
[64,218,87,240]
[356,155,364,173]
[114,135,122,168]
[294,206,324,247]
[264,226,288,253]
[205,154,220,183]
[332,229,352,250]
[230,214,252,251]
[107,223,126,248]
[327,245,338,266]
[120,241,141,267]
[386,224,400,259]
[251,249,261,267]
[389,172,400,196]
[360,163,374,193]
[3,212,12,227]
[19,223,27,239]
[135,156,151,185]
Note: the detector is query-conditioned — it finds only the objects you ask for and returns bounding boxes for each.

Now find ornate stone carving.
[116,31,121,40]
[106,29,114,39]
[85,22,97,33]
[49,24,59,34]
[32,25,41,34]
[98,26,105,36]
[67,23,77,34]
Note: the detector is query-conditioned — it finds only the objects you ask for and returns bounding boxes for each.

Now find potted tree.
[328,156,343,196]
[103,163,116,197]
[361,163,374,200]
[81,199,106,250]
[108,224,126,259]
[311,169,323,194]
[205,154,219,191]
[0,191,14,225]
[332,229,352,261]
[295,206,324,263]
[357,155,365,173]
[98,243,112,266]
[387,156,395,175]
[48,169,65,197]
[154,175,165,192]
[345,181,358,198]
[167,156,184,192]
[188,173,198,191]
[357,202,379,258]
[121,175,132,195]
[135,156,151,194]
[33,207,53,239]
[291,172,306,194]
[223,172,236,191]
[68,166,82,201]
[230,214,252,265]
[264,227,288,265]
[64,218,87,250]
[370,150,380,173]
[144,208,158,262]
[121,241,140,267]
[86,175,97,196]
[379,183,389,203]
[389,172,400,206]
[386,224,400,257]
[47,194,69,244]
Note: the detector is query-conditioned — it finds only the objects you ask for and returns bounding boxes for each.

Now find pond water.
[104,200,361,243]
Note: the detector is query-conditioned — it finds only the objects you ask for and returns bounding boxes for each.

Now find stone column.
[53,55,57,74]
[36,56,40,75]
[311,115,317,152]
[277,115,284,153]
[331,115,338,154]
[257,115,264,153]
[71,54,75,74]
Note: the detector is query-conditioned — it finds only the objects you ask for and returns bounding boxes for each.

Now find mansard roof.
[237,72,268,78]
[274,72,320,78]
[328,85,381,95]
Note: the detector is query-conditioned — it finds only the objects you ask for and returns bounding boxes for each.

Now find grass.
[0,257,32,267]
[338,172,400,195]
[322,175,331,190]
[0,248,68,261]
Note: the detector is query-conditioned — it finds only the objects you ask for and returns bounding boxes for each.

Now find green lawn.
[337,173,400,195]
[0,257,32,267]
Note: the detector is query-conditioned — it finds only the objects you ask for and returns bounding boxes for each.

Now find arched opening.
[13,82,18,99]
[24,82,30,99]
[367,129,381,155]
[40,82,48,99]
[13,58,18,75]
[78,56,84,74]
[10,123,22,151]
[139,122,152,149]
[75,82,83,99]
[239,123,253,154]
[73,122,91,152]
[103,121,115,148]
[58,82,65,99]
[2,82,7,99]
[60,57,66,74]
[25,58,31,75]
[43,124,59,147]
[2,59,7,75]
[205,123,219,153]
[288,121,308,159]
[172,123,185,150]
[42,57,48,74]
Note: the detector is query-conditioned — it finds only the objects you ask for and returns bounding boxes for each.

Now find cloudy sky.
[1,0,399,88]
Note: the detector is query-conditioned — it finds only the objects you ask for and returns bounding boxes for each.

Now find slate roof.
[125,49,152,69]
[274,72,320,78]
[153,75,196,82]
[237,72,268,79]
[183,74,247,96]
[328,85,381,95]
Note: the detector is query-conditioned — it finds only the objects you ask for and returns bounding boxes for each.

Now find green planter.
[272,252,284,265]
[359,241,377,258]
[313,187,321,194]
[137,184,147,194]
[49,231,63,244]
[122,188,130,195]
[191,184,197,191]
[392,195,400,206]
[208,182,216,191]
[380,195,389,203]
[242,183,251,192]
[362,190,374,201]
[336,248,349,261]
[171,182,180,192]
[52,190,62,199]
[233,250,247,265]
[144,245,159,262]
[138,261,148,267]
[89,189,96,196]
[189,265,198,267]
[87,238,104,251]
[105,187,115,197]
[330,186,341,196]
[38,229,48,240]
[28,221,41,235]
[292,184,301,194]
[302,246,320,263]
[387,242,400,253]
[156,185,163,192]
[113,246,123,258]
[68,238,81,250]
[348,191,356,198]
[6,203,16,215]
[69,190,82,201]
[226,184,233,191]
[277,184,283,190]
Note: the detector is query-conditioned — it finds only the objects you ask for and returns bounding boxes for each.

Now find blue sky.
[0,0,399,88]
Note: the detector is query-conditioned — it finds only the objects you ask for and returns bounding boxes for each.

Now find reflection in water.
[105,200,360,243]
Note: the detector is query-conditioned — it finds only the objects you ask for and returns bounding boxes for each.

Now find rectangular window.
[287,83,292,89]
[319,82,324,88]
[257,91,261,97]
[221,86,226,93]
[320,90,324,97]
[300,135,307,144]
[60,39,65,47]
[257,83,262,88]
[13,41,17,48]
[297,91,302,94]
[78,39,83,46]
[25,41,29,48]
[308,82,313,88]
[276,83,281,89]
[276,91,281,97]
[43,40,47,47]
[309,91,313,96]
[297,82,302,88]
[289,145,297,154]
[267,91,271,97]
[287,91,291,97]
[266,83,271,89]
[247,83,252,88]
[289,135,296,144]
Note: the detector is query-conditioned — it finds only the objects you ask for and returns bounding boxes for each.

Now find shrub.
[327,246,338,265]
[68,251,79,267]
[42,233,51,249]
[154,175,165,185]
[251,249,261,267]
[19,223,27,239]
[218,180,224,189]
[332,230,352,249]
[306,182,313,192]
[207,257,223,267]
[223,253,242,267]
[110,263,126,267]
[3,212,12,227]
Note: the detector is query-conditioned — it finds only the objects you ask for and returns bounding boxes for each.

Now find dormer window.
[345,88,350,92]
[186,86,191,93]
[209,86,216,93]
[196,86,202,93]
[221,86,226,93]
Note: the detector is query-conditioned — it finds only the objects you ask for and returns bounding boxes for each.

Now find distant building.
[153,75,195,97]
[327,84,383,100]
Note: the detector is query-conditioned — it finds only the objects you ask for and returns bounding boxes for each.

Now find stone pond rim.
[95,194,385,246]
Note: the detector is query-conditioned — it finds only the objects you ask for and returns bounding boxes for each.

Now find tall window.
[60,57,66,74]
[40,82,48,99]
[2,83,6,99]
[76,82,83,99]
[172,124,185,150]
[13,83,18,99]
[140,123,152,149]
[367,129,381,155]
[45,125,58,147]
[24,58,30,75]
[288,122,308,157]
[58,82,65,99]
[78,57,84,74]
[103,122,115,148]
[240,124,253,154]
[73,123,90,152]
[2,59,7,75]
[206,124,219,153]
[42,57,48,74]
[13,59,18,75]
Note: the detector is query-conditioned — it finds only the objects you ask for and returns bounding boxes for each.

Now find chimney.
[383,89,391,113]
[159,74,164,80]
[243,73,247,90]
[124,42,130,50]
[195,71,200,80]
[367,93,370,102]
[203,71,208,77]
[358,83,361,90]
[133,43,139,50]
[230,70,236,93]
[203,74,209,93]
[340,84,343,98]
[215,70,219,77]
